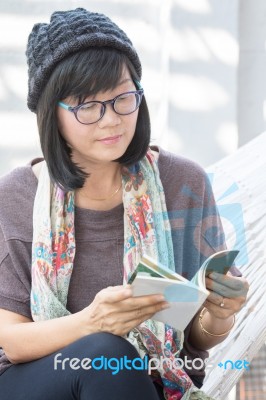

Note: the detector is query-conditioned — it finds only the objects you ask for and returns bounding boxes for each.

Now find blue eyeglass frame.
[58,81,144,125]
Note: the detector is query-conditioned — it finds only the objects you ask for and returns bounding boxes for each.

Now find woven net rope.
[201,132,266,398]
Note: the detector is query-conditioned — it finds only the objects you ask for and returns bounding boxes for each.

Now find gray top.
[0,147,240,385]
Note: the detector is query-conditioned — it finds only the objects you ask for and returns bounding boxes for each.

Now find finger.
[98,287,166,306]
[106,285,129,291]
[206,278,239,298]
[206,292,239,310]
[104,301,169,335]
[92,298,169,337]
[208,273,248,292]
[96,286,133,303]
[122,300,170,324]
[119,293,167,311]
[203,299,233,319]
[206,276,248,298]
[206,290,223,306]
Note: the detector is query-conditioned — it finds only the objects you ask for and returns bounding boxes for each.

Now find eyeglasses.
[58,89,144,125]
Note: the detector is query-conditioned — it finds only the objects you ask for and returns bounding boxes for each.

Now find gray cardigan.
[0,147,240,386]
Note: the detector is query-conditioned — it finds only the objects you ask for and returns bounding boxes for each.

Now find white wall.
[156,0,239,166]
[238,0,266,146]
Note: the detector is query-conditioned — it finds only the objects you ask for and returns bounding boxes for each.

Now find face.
[57,67,139,168]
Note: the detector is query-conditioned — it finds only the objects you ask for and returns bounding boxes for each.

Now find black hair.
[36,47,151,191]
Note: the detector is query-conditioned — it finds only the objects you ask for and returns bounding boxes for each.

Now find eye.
[80,102,98,110]
[116,93,131,101]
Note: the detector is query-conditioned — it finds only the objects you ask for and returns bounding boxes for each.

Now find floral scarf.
[31,149,213,400]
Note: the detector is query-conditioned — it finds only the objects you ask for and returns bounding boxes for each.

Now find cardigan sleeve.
[0,225,32,319]
[157,147,242,387]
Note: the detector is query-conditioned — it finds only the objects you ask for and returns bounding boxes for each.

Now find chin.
[99,141,131,160]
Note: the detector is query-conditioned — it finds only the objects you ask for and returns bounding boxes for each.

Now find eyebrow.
[81,78,134,103]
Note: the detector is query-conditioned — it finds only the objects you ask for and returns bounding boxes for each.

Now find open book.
[128,249,239,331]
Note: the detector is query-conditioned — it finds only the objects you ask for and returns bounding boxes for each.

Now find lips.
[98,135,122,145]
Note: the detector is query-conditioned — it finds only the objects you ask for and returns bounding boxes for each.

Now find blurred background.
[1,0,266,176]
[0,1,266,399]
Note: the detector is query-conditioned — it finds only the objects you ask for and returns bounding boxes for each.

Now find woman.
[0,8,249,400]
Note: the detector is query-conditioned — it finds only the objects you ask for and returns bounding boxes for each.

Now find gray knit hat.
[26,8,142,112]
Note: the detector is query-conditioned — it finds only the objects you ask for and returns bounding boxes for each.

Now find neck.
[75,162,123,208]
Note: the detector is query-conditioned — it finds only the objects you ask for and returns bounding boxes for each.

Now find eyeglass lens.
[76,91,142,124]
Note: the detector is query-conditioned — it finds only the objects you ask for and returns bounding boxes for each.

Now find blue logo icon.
[207,173,248,267]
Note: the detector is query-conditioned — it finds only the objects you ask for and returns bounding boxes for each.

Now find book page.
[128,254,187,284]
[131,276,208,331]
[191,249,239,289]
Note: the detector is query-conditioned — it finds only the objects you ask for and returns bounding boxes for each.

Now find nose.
[97,103,121,128]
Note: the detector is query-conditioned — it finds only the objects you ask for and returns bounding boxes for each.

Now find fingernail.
[161,303,171,309]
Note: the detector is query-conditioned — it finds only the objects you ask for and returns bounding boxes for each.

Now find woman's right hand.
[80,285,170,337]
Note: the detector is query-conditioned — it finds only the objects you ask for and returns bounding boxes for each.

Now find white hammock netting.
[201,132,266,398]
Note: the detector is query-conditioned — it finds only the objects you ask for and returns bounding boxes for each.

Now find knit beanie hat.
[26,8,142,112]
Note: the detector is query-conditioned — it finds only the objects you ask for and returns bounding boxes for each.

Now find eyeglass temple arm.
[58,101,71,110]
[134,80,143,90]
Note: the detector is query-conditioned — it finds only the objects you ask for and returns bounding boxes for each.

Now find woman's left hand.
[204,272,249,319]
